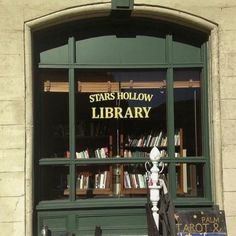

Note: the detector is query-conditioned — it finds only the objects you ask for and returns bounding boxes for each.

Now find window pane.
[39,69,69,158]
[39,165,69,201]
[75,70,166,198]
[122,163,147,197]
[75,165,113,199]
[174,69,202,157]
[176,163,204,197]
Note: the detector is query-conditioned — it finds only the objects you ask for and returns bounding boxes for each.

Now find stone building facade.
[0,0,236,235]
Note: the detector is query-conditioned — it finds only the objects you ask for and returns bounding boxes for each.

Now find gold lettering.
[189,224,195,233]
[195,223,203,233]
[124,107,134,118]
[91,106,152,119]
[143,107,151,118]
[183,224,190,232]
[123,92,129,100]
[116,92,123,100]
[114,107,123,118]
[100,107,104,118]
[134,107,143,118]
[110,92,116,100]
[176,223,182,232]
[145,93,153,102]
[89,94,95,103]
[91,107,99,119]
[95,94,100,102]
[213,223,222,232]
[105,107,113,118]
[202,223,209,232]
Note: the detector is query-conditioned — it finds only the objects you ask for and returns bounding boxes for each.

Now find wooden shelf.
[64,188,113,196]
[122,188,147,195]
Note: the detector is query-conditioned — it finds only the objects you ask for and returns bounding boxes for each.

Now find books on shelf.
[125,129,181,148]
[76,175,90,190]
[95,171,110,189]
[124,171,147,189]
[76,149,89,159]
[76,147,109,159]
[123,149,167,158]
[94,147,109,158]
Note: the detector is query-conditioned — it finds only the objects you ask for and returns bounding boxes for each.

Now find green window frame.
[34,17,212,212]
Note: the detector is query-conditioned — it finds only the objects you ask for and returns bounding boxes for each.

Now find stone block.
[0,76,24,100]
[0,125,25,149]
[0,149,25,172]
[0,100,24,125]
[0,222,24,236]
[0,172,24,196]
[224,192,236,216]
[221,99,236,120]
[222,145,236,169]
[223,169,236,191]
[225,216,236,236]
[0,196,24,222]
[0,54,24,77]
[221,76,236,99]
[217,8,236,31]
[0,5,23,31]
[219,30,236,54]
[220,53,236,77]
[0,31,23,54]
[221,120,236,145]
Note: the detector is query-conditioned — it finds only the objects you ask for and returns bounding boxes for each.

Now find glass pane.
[39,69,69,158]
[115,71,167,158]
[122,163,147,197]
[174,69,202,157]
[39,165,69,201]
[75,165,113,199]
[75,70,166,199]
[75,70,167,159]
[176,163,204,197]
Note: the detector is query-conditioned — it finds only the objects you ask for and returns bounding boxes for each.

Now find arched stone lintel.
[25,2,217,32]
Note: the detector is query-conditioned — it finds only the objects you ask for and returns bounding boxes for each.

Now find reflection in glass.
[75,165,113,199]
[176,163,204,197]
[40,165,69,201]
[39,69,69,158]
[174,69,202,157]
[75,70,167,158]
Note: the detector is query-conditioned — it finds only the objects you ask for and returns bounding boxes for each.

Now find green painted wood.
[112,0,134,10]
[36,198,147,210]
[173,40,202,64]
[37,207,148,236]
[76,35,166,65]
[38,37,203,66]
[40,44,69,65]
[35,17,212,236]
[38,157,207,165]
[68,37,76,201]
[38,212,68,235]
[201,42,212,200]
[77,208,147,235]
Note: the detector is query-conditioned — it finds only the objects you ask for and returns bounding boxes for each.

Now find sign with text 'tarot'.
[176,209,227,236]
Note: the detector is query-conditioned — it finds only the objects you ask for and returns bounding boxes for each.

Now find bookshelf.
[119,128,184,196]
[64,166,113,196]
[40,79,187,200]
[39,115,185,198]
